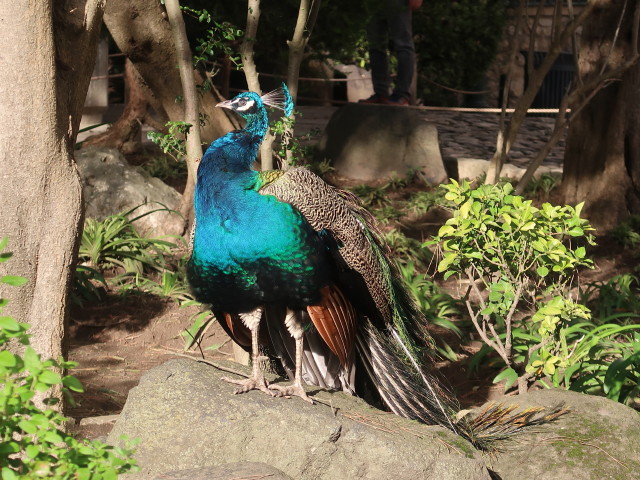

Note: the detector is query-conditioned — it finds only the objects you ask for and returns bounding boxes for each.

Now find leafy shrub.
[429,180,640,404]
[428,180,595,389]
[399,262,462,361]
[0,238,137,478]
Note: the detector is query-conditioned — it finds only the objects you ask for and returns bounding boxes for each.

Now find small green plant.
[399,262,462,361]
[78,208,178,276]
[428,180,597,393]
[0,238,137,478]
[521,172,560,200]
[373,205,405,225]
[351,184,391,209]
[304,158,334,178]
[383,229,432,270]
[610,215,640,248]
[181,6,243,90]
[70,265,107,307]
[142,154,188,182]
[404,190,442,216]
[120,270,195,305]
[580,274,640,321]
[147,121,192,162]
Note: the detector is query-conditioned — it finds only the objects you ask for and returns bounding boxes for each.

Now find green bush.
[0,238,137,478]
[429,181,640,403]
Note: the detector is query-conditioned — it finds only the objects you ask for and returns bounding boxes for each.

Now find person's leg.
[366,17,391,98]
[388,1,415,101]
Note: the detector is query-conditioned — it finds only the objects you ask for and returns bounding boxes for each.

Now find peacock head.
[216,83,294,134]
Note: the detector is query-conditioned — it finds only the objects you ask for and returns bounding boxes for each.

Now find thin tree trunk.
[486,2,595,184]
[284,0,322,167]
[239,0,276,170]
[166,0,203,230]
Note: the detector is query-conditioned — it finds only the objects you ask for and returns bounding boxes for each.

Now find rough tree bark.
[560,0,640,232]
[0,1,104,361]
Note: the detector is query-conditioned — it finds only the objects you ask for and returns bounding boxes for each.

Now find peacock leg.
[268,310,314,404]
[222,308,275,397]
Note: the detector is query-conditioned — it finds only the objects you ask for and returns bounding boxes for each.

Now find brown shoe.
[383,94,410,106]
[358,93,390,104]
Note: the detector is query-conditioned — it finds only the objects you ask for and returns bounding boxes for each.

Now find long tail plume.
[357,320,568,451]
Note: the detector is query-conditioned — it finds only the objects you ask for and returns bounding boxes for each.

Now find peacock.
[186,84,564,451]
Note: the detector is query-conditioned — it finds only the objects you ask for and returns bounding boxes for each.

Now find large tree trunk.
[0,1,104,361]
[560,1,640,232]
[103,0,236,143]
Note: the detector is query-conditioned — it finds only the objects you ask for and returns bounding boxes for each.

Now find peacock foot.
[222,374,276,397]
[268,382,314,404]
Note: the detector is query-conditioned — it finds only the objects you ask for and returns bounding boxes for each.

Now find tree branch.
[165,0,202,232]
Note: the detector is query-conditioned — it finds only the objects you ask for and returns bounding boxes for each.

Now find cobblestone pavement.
[297,106,565,170]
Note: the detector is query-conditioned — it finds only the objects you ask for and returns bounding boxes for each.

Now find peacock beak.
[216,99,235,110]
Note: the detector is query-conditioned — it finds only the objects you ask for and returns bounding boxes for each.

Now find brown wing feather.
[223,312,251,348]
[306,285,357,367]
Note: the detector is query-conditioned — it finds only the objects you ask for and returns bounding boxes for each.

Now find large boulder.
[486,389,640,480]
[315,103,448,184]
[76,147,183,236]
[108,359,490,480]
[108,358,640,480]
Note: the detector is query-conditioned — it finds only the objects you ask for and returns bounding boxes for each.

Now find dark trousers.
[366,0,416,99]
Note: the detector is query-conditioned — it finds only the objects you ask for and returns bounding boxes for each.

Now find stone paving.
[296,106,565,171]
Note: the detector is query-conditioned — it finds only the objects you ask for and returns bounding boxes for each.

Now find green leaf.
[62,375,84,393]
[18,418,37,435]
[493,368,518,390]
[536,265,549,277]
[604,352,640,402]
[0,350,17,367]
[25,444,40,459]
[0,275,27,287]
[2,467,19,480]
[38,369,62,385]
[23,346,42,373]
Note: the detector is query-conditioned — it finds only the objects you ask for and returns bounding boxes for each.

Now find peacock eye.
[237,98,247,107]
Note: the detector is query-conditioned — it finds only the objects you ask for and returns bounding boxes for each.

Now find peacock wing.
[306,284,357,368]
[259,168,396,325]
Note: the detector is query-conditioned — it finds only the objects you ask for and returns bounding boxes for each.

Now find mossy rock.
[488,389,640,480]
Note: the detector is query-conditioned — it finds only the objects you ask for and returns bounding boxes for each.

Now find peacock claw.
[268,383,314,404]
[221,375,276,397]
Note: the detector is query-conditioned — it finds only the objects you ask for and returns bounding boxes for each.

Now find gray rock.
[108,359,640,480]
[108,358,490,480]
[455,157,562,182]
[154,462,292,480]
[315,104,448,185]
[76,147,183,236]
[487,389,640,480]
